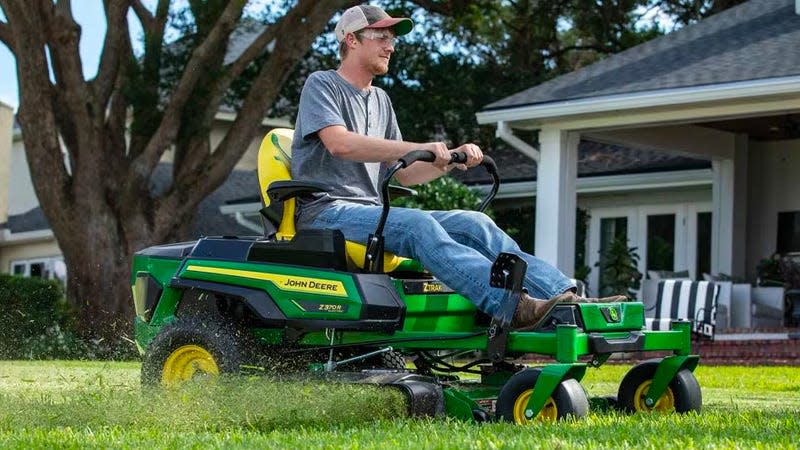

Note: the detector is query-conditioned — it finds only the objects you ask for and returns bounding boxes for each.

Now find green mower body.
[132,231,701,422]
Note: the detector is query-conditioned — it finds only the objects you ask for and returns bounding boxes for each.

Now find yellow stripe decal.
[186,265,348,297]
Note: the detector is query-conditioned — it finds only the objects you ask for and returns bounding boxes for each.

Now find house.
[475,0,800,305]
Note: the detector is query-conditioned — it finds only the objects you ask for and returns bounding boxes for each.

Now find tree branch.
[128,0,154,31]
[128,1,246,189]
[126,0,169,159]
[552,44,611,57]
[222,24,278,87]
[410,0,484,16]
[0,19,14,53]
[46,0,91,106]
[92,0,130,109]
[8,1,74,212]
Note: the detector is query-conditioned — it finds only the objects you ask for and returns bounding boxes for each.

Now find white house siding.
[7,138,40,216]
[746,137,800,279]
[0,239,62,276]
[158,119,280,172]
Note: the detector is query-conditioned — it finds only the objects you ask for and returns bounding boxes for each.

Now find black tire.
[340,349,407,371]
[617,361,702,413]
[141,317,246,387]
[378,350,407,370]
[495,368,589,423]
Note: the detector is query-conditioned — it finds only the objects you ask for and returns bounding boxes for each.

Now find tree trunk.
[63,234,137,342]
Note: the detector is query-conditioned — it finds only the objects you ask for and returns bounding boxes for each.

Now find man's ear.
[346,32,359,48]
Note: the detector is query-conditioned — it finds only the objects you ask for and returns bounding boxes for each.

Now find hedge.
[0,274,85,359]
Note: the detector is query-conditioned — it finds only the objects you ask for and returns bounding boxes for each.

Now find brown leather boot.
[511,294,562,330]
[553,291,628,303]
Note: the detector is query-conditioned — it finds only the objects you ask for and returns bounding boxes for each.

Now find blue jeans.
[309,203,574,318]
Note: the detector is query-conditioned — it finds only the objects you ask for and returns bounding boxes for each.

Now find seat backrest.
[257,128,296,239]
[256,128,421,273]
[654,280,719,338]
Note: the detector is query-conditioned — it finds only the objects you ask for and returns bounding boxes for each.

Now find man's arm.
[396,143,484,186]
[318,125,483,186]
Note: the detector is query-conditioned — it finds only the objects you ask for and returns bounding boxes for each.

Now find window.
[696,212,712,277]
[646,214,675,272]
[12,263,25,275]
[8,257,67,286]
[598,217,628,296]
[777,211,800,254]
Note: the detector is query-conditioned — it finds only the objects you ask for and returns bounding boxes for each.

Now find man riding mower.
[131,128,702,423]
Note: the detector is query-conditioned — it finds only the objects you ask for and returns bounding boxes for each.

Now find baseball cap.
[335,5,413,43]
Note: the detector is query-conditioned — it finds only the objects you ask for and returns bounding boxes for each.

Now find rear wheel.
[495,368,589,423]
[338,349,407,371]
[373,350,407,370]
[141,317,246,387]
[617,361,702,413]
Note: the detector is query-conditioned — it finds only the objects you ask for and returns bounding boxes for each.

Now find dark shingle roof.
[192,168,261,237]
[5,207,50,233]
[454,140,710,184]
[485,0,800,111]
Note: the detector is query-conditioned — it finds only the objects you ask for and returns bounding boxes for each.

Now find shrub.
[0,274,87,359]
[390,175,493,217]
[595,235,642,298]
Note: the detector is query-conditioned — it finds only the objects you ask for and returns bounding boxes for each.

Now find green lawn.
[0,361,797,449]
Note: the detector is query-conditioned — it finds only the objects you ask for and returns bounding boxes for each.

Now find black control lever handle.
[399,150,495,169]
[398,150,436,168]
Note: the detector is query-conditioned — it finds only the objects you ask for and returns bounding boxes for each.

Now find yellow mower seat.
[257,128,419,273]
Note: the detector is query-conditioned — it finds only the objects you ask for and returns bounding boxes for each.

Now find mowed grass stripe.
[0,361,798,449]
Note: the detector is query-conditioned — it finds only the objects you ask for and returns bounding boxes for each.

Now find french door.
[587,202,711,296]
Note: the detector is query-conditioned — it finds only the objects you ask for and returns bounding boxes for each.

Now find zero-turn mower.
[131,128,702,423]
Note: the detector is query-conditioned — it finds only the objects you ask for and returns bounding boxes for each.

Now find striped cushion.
[647,280,720,338]
[645,318,674,331]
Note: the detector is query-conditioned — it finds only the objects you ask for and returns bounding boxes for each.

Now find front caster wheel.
[617,361,702,413]
[495,368,589,423]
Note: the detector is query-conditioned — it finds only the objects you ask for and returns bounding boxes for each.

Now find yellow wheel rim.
[161,344,219,387]
[512,389,558,424]
[633,380,675,412]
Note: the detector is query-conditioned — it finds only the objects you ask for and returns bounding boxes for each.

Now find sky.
[0,3,117,110]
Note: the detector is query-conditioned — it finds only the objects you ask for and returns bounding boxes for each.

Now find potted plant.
[595,234,642,298]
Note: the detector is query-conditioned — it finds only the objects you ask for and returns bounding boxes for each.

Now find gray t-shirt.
[291,70,402,228]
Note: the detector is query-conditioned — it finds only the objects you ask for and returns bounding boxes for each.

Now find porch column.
[535,127,578,276]
[711,133,748,277]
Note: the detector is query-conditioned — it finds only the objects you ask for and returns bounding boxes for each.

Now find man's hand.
[420,141,451,169]
[451,143,483,171]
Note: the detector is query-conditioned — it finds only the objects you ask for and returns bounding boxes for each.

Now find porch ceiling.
[699,113,800,141]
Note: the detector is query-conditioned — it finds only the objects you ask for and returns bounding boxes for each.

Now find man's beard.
[369,58,390,75]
